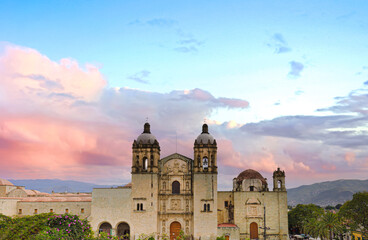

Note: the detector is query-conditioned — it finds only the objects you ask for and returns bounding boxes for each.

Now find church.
[89,123,288,240]
[0,123,288,240]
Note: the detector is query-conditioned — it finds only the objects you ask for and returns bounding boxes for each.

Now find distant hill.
[8,178,368,206]
[8,179,121,193]
[287,179,368,207]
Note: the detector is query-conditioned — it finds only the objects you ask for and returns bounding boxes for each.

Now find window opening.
[250,186,254,191]
[172,181,180,194]
[81,208,84,213]
[143,157,148,170]
[207,204,210,211]
[34,209,38,214]
[225,201,229,207]
[203,157,208,170]
[65,208,69,213]
[18,209,22,214]
[50,209,53,213]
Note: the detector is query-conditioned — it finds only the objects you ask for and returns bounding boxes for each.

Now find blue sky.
[0,1,368,188]
[2,0,368,122]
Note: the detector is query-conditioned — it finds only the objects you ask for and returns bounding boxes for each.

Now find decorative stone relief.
[163,159,188,175]
[173,161,180,174]
[248,206,260,216]
[171,199,181,210]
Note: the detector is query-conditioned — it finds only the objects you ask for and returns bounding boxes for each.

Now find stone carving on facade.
[163,159,188,175]
[248,206,258,216]
[173,161,180,174]
[171,199,181,210]
[246,198,261,217]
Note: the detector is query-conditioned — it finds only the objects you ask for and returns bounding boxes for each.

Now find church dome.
[136,123,157,144]
[195,124,215,144]
[0,178,13,186]
[236,169,267,185]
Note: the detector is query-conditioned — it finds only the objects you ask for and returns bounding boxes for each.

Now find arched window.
[250,186,254,191]
[137,203,140,211]
[163,182,166,190]
[207,204,210,211]
[203,157,208,170]
[172,181,180,194]
[278,180,282,189]
[204,204,207,211]
[143,157,148,170]
[140,203,143,210]
[186,181,189,190]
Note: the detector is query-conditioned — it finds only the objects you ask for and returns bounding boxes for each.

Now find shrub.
[0,213,53,239]
[45,213,93,239]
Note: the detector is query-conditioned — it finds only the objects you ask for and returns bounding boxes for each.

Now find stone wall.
[217,191,234,224]
[218,226,240,240]
[17,200,91,217]
[234,191,288,240]
[193,173,218,240]
[90,187,131,236]
[131,173,158,239]
[0,198,18,216]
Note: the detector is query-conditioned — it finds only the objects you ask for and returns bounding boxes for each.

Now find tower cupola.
[132,122,160,173]
[194,123,217,173]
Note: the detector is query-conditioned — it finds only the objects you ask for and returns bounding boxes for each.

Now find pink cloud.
[0,44,253,185]
[1,43,367,189]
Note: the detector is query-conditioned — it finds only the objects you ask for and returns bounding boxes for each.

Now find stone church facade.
[0,123,288,240]
[89,123,288,240]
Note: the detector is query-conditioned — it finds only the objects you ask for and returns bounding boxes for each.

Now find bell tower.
[273,167,286,191]
[192,123,218,239]
[131,122,160,238]
[132,122,160,173]
[193,124,217,173]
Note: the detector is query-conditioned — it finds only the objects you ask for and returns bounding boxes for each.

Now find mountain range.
[287,179,368,206]
[8,179,120,193]
[8,178,368,206]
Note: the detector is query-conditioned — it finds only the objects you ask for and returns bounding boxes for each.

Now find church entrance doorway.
[117,222,130,239]
[170,221,181,240]
[250,222,258,239]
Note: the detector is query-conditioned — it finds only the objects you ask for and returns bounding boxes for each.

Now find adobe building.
[0,123,288,240]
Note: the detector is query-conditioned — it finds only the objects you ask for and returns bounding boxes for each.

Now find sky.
[0,0,368,189]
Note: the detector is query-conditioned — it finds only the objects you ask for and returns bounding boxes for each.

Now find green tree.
[304,218,320,238]
[335,204,342,210]
[325,205,335,210]
[288,204,324,234]
[339,192,368,237]
[318,212,343,240]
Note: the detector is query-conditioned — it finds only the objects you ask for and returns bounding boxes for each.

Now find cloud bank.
[1,44,367,189]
